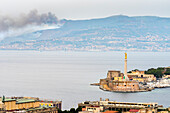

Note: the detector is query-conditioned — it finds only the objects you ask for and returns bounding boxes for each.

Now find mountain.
[0,15,170,51]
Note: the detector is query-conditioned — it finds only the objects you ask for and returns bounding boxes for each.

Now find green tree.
[145,67,165,78]
[70,108,76,113]
[58,106,82,113]
[76,106,82,113]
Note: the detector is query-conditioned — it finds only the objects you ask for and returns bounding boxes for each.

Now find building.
[108,81,140,92]
[78,98,163,113]
[0,96,61,112]
[127,70,156,82]
[2,98,40,111]
[162,75,170,79]
[131,77,148,83]
[40,99,62,110]
[107,71,124,80]
[0,101,5,111]
[84,106,101,113]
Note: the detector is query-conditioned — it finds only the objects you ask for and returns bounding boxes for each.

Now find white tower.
[124,53,129,81]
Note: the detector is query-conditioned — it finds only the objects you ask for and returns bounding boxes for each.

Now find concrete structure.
[124,53,129,81]
[108,81,140,92]
[78,99,162,113]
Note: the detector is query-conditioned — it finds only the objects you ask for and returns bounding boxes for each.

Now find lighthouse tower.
[124,53,129,81]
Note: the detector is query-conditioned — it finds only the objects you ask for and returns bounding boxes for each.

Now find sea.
[0,50,169,109]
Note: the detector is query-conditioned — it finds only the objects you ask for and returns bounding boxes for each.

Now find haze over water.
[0,51,169,109]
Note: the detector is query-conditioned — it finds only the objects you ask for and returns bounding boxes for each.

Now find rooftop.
[0,98,38,103]
[16,99,37,104]
[2,98,16,102]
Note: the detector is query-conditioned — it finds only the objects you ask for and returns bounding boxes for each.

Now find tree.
[70,108,76,113]
[58,106,82,113]
[145,67,165,78]
[76,106,82,113]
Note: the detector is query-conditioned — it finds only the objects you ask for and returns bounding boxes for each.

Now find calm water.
[0,51,169,109]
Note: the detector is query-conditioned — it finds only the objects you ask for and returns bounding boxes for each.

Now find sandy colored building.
[106,70,156,83]
[85,106,101,113]
[107,71,124,80]
[162,75,170,79]
[113,77,124,81]
[40,100,62,110]
[78,99,161,113]
[127,70,156,82]
[1,98,40,111]
[108,81,140,92]
[0,101,5,111]
[0,96,61,112]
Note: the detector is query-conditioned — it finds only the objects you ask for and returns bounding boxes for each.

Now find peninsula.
[91,53,170,92]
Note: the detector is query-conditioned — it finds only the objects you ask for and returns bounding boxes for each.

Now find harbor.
[91,53,170,92]
[0,51,169,109]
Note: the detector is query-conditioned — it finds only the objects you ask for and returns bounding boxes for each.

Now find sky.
[0,0,170,20]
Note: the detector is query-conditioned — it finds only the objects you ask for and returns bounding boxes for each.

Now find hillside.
[0,15,170,51]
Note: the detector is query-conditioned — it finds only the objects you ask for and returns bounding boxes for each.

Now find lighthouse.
[124,53,129,81]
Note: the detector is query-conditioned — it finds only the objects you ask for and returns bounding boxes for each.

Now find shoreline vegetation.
[128,67,170,78]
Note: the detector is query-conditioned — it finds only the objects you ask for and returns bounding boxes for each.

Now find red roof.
[102,111,119,113]
[82,108,86,111]
[129,109,139,112]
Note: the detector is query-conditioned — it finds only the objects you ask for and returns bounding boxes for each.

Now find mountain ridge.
[0,15,170,51]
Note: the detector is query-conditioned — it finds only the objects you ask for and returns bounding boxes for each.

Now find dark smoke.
[0,10,59,32]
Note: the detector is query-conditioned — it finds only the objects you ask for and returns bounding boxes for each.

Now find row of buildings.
[107,70,156,83]
[0,96,62,112]
[0,96,169,113]
[78,98,169,113]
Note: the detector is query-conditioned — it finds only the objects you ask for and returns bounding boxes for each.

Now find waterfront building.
[83,106,101,113]
[162,75,170,79]
[0,101,5,111]
[78,98,166,113]
[131,77,147,83]
[0,96,61,112]
[107,71,124,80]
[127,70,156,82]
[40,99,62,110]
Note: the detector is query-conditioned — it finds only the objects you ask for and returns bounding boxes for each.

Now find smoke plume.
[0,10,62,40]
[0,10,59,32]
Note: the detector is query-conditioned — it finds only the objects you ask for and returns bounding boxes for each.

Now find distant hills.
[0,15,170,51]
